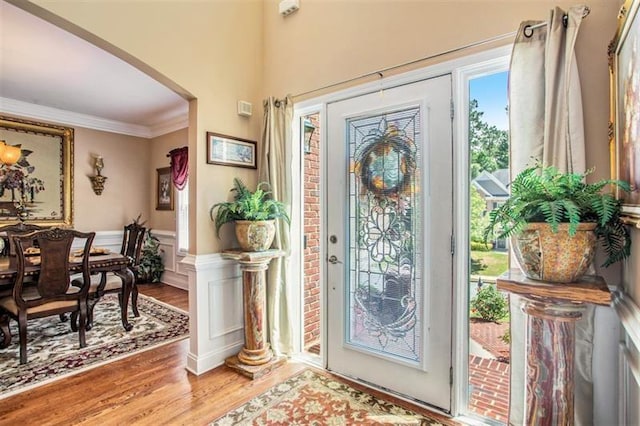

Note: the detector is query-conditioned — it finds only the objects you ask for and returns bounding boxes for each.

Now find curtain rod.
[293,6,591,100]
[524,6,591,37]
[292,30,517,99]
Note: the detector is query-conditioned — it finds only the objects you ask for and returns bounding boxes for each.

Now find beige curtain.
[509,5,591,425]
[258,96,294,356]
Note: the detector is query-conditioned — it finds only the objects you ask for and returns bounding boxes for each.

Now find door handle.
[328,255,342,264]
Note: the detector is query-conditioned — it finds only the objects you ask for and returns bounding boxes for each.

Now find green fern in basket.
[483,164,631,267]
[209,178,290,238]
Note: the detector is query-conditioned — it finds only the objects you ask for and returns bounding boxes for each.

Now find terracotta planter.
[235,220,276,252]
[511,222,597,283]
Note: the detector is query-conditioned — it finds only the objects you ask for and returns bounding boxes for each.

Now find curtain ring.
[523,25,533,38]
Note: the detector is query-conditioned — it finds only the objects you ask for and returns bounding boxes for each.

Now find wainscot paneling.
[153,230,188,290]
[181,253,244,375]
[613,290,640,425]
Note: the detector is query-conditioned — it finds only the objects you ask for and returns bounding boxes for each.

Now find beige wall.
[74,126,150,231]
[30,0,264,254]
[149,128,187,232]
[263,0,617,181]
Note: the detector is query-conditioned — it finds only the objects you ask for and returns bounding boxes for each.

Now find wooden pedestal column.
[497,271,611,426]
[222,249,285,379]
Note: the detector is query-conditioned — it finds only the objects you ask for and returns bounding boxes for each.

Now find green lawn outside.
[471,250,509,277]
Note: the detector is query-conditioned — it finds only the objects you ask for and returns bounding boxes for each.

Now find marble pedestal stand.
[497,270,611,426]
[222,249,285,379]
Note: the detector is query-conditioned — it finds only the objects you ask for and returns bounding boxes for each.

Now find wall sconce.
[89,155,107,195]
[303,118,316,154]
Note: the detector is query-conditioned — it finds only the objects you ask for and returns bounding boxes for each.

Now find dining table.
[0,252,135,349]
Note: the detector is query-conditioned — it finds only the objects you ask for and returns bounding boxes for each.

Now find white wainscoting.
[181,254,244,375]
[152,230,188,290]
[613,290,640,425]
[89,230,188,290]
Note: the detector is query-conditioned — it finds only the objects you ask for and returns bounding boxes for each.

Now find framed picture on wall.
[610,0,640,220]
[206,132,257,169]
[156,167,174,211]
[0,115,74,226]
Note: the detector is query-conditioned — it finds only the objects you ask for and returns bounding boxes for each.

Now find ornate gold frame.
[0,115,73,226]
[609,0,640,226]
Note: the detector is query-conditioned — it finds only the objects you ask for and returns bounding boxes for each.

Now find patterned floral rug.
[0,293,188,399]
[211,369,455,425]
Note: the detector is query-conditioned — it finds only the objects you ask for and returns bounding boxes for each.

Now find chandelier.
[0,139,29,221]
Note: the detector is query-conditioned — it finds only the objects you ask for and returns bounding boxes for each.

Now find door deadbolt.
[329,235,338,244]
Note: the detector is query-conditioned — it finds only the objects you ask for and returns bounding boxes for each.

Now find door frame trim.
[452,54,510,419]
[293,45,511,418]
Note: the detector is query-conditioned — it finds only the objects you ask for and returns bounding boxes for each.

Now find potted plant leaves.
[209,178,290,251]
[483,164,631,282]
[136,230,164,283]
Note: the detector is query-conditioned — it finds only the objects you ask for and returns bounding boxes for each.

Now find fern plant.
[209,178,290,237]
[484,164,631,267]
[137,230,164,283]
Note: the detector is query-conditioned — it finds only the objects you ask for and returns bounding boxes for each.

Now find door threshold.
[325,368,453,419]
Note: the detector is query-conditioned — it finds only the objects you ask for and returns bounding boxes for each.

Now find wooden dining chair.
[0,223,45,258]
[0,223,46,303]
[0,228,94,364]
[73,221,146,329]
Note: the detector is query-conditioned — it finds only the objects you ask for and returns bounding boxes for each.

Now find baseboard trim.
[186,341,244,376]
[160,270,188,290]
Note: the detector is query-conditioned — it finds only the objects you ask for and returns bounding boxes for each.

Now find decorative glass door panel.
[327,75,453,410]
[347,107,423,365]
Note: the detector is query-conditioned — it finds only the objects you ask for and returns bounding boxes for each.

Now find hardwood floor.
[0,283,305,425]
[0,283,455,425]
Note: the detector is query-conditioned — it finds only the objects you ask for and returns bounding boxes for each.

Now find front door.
[326,75,453,411]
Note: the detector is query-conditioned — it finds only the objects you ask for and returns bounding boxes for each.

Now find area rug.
[211,369,455,425]
[0,293,188,399]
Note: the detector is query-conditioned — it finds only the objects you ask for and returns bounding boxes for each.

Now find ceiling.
[0,1,189,138]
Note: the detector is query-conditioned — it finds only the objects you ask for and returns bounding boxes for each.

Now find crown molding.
[149,113,189,138]
[0,97,188,138]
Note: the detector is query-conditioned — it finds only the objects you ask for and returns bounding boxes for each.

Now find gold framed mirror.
[0,115,73,226]
[609,0,640,222]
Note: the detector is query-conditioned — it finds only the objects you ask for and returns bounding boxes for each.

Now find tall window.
[177,181,189,254]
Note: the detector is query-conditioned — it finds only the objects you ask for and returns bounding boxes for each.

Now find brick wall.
[303,114,321,350]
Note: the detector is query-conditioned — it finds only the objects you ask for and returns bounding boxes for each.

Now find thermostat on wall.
[279,0,299,16]
[237,101,252,117]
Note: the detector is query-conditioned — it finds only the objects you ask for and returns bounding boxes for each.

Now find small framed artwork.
[610,0,640,220]
[156,167,174,211]
[206,132,257,169]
